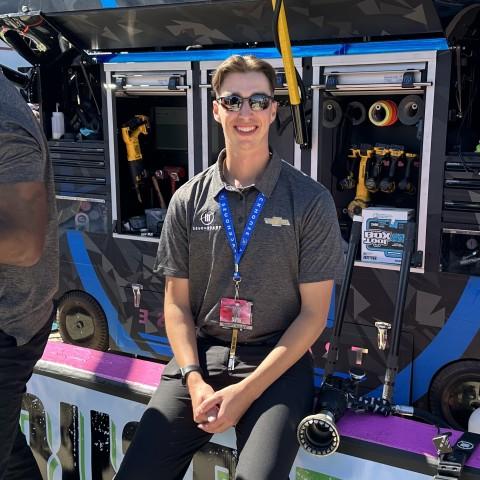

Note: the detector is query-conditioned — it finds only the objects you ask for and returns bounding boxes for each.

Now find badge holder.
[217,190,266,372]
[220,269,253,372]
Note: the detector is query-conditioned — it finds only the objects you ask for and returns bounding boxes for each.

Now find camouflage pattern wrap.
[1,0,472,52]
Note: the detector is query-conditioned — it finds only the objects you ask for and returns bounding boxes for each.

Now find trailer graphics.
[24,343,479,480]
[1,0,480,433]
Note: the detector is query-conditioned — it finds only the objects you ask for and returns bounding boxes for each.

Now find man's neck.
[223,147,270,188]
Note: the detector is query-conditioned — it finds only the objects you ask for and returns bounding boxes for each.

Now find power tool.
[347,148,372,217]
[121,115,150,204]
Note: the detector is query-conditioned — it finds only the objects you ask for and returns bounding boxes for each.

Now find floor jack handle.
[382,220,416,402]
[323,215,363,379]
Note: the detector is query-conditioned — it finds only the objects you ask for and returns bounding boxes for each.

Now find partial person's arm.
[0,121,47,267]
[0,182,47,267]
[197,279,332,433]
[164,276,219,423]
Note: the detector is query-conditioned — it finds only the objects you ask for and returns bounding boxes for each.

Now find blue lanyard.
[219,190,266,282]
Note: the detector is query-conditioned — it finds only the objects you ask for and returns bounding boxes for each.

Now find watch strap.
[180,364,203,385]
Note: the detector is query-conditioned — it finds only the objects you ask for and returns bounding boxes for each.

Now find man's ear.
[212,100,221,123]
[269,100,278,125]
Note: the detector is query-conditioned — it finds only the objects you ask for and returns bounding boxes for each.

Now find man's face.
[213,71,277,152]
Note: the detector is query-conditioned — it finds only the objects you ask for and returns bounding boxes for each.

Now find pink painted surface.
[41,341,164,388]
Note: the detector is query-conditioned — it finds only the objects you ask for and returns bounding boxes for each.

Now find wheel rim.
[442,378,480,429]
[65,307,95,341]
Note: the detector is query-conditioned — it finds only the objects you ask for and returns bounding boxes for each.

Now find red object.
[164,166,186,194]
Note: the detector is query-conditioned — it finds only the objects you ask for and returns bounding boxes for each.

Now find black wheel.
[57,291,109,351]
[429,360,480,430]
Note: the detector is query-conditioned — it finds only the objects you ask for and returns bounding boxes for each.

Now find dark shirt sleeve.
[153,189,189,278]
[0,122,43,184]
[298,188,345,284]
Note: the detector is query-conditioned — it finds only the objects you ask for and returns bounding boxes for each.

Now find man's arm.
[197,279,333,432]
[164,276,219,422]
[0,182,48,267]
[164,276,200,368]
[240,279,333,397]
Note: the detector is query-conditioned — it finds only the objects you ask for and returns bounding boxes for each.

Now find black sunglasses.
[216,93,275,112]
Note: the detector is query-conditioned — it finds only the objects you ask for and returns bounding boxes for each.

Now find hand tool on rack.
[365,147,388,193]
[338,149,359,191]
[398,153,418,194]
[121,115,150,204]
[163,166,186,196]
[379,148,403,193]
[151,175,167,209]
[347,148,373,217]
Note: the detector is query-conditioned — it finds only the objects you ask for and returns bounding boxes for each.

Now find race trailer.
[1,0,479,436]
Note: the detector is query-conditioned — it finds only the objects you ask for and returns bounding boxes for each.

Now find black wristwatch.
[180,364,203,385]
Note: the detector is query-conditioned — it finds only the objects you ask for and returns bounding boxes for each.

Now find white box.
[361,207,414,265]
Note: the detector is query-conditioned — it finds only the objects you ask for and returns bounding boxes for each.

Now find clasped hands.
[189,380,254,434]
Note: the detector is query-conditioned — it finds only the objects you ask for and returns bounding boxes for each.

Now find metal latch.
[132,284,143,308]
[435,460,463,479]
[402,70,415,88]
[374,321,391,350]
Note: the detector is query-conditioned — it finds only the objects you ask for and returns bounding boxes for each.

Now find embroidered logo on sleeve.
[264,217,291,227]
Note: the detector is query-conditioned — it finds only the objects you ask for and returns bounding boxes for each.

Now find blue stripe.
[100,0,118,7]
[138,333,173,356]
[327,285,335,329]
[98,39,448,64]
[66,230,167,357]
[409,276,480,400]
[369,276,480,404]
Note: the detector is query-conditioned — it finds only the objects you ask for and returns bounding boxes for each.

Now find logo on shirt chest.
[201,211,215,226]
[264,216,291,227]
[193,210,222,232]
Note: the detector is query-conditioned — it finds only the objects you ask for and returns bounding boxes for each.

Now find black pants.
[116,338,314,480]
[0,311,53,480]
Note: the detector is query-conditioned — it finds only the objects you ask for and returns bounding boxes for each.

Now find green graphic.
[46,413,60,480]
[111,420,117,470]
[296,467,342,480]
[215,465,230,480]
[80,412,86,480]
[19,411,29,435]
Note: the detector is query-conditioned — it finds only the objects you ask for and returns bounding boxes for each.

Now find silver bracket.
[375,321,391,350]
[132,284,143,308]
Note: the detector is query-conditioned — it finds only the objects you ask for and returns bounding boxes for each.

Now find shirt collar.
[212,148,282,198]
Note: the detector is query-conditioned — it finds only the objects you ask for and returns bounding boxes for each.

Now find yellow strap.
[271,0,300,106]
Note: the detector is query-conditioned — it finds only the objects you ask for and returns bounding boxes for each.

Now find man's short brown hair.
[211,55,276,97]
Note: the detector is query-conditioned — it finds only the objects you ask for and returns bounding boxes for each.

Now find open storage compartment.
[105,62,193,240]
[199,58,303,172]
[311,52,439,272]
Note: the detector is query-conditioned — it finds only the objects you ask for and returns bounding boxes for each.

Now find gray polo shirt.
[154,150,344,344]
[0,71,59,345]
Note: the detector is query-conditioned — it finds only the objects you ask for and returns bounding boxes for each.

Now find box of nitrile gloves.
[361,208,414,265]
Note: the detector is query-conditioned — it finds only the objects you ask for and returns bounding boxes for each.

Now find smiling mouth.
[235,126,257,133]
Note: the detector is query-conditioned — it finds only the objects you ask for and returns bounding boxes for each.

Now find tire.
[429,360,480,430]
[57,291,109,351]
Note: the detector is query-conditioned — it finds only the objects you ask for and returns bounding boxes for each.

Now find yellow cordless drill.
[121,115,150,204]
[347,147,373,217]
